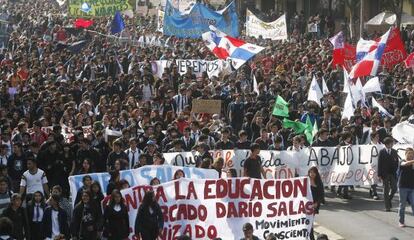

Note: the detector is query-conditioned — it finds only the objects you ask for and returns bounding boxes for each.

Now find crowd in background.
[0,0,412,239]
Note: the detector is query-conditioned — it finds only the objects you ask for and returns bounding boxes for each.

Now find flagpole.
[359,0,364,39]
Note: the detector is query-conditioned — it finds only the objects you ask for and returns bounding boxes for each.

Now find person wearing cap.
[240,223,259,240]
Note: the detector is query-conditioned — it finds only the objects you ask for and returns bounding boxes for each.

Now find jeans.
[398,188,414,224]
[383,175,398,210]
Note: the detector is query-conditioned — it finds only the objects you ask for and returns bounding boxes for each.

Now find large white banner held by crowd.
[68,165,218,204]
[122,177,314,240]
[164,144,410,186]
[246,9,288,40]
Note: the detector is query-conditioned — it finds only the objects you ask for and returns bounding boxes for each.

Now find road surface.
[315,186,414,240]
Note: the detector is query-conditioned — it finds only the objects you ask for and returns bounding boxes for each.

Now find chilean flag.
[202,26,264,70]
[349,28,391,79]
[329,31,345,66]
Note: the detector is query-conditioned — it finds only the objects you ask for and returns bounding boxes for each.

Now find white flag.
[307,76,323,106]
[343,68,351,93]
[253,74,259,95]
[342,93,355,120]
[372,97,393,118]
[363,77,381,93]
[56,0,65,6]
[322,77,330,95]
[349,78,365,105]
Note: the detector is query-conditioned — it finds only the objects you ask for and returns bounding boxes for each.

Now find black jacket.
[71,203,103,239]
[42,206,70,239]
[103,204,129,239]
[135,203,164,238]
[1,206,30,240]
[378,148,399,178]
[27,202,47,223]
[398,161,414,189]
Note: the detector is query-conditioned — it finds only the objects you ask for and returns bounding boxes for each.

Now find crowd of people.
[0,0,412,239]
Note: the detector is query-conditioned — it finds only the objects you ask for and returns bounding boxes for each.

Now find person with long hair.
[103,190,129,240]
[71,190,103,240]
[90,181,104,214]
[150,177,160,186]
[173,169,185,180]
[77,159,93,175]
[27,191,46,240]
[308,166,325,240]
[106,170,120,195]
[74,175,92,206]
[134,190,164,240]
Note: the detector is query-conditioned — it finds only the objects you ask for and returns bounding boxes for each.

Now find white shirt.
[51,209,60,238]
[0,155,7,165]
[142,84,153,101]
[114,204,121,212]
[173,94,188,114]
[20,169,48,195]
[33,203,44,222]
[125,148,142,169]
[1,141,11,157]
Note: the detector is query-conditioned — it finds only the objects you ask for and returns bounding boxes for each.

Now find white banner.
[152,59,232,78]
[392,121,414,144]
[121,177,314,240]
[164,145,412,186]
[68,165,218,205]
[246,10,288,40]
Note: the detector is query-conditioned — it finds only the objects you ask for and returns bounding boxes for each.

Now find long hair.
[76,189,92,208]
[108,189,125,208]
[308,166,323,187]
[30,191,45,204]
[141,190,156,208]
[173,169,185,180]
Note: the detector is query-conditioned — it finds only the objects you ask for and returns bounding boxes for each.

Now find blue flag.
[111,11,125,34]
[164,0,239,39]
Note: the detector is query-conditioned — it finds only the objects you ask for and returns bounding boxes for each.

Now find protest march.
[0,0,414,239]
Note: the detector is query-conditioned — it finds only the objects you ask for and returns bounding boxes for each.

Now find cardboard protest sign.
[191,99,221,114]
[122,177,314,240]
[68,165,218,205]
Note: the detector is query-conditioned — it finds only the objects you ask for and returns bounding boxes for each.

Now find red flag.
[343,43,356,72]
[379,28,407,69]
[404,52,414,68]
[74,19,94,29]
[329,31,345,66]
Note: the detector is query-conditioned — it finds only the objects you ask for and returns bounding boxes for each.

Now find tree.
[343,0,360,40]
[380,0,403,27]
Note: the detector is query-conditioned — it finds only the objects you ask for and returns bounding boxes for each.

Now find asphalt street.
[315,186,414,240]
